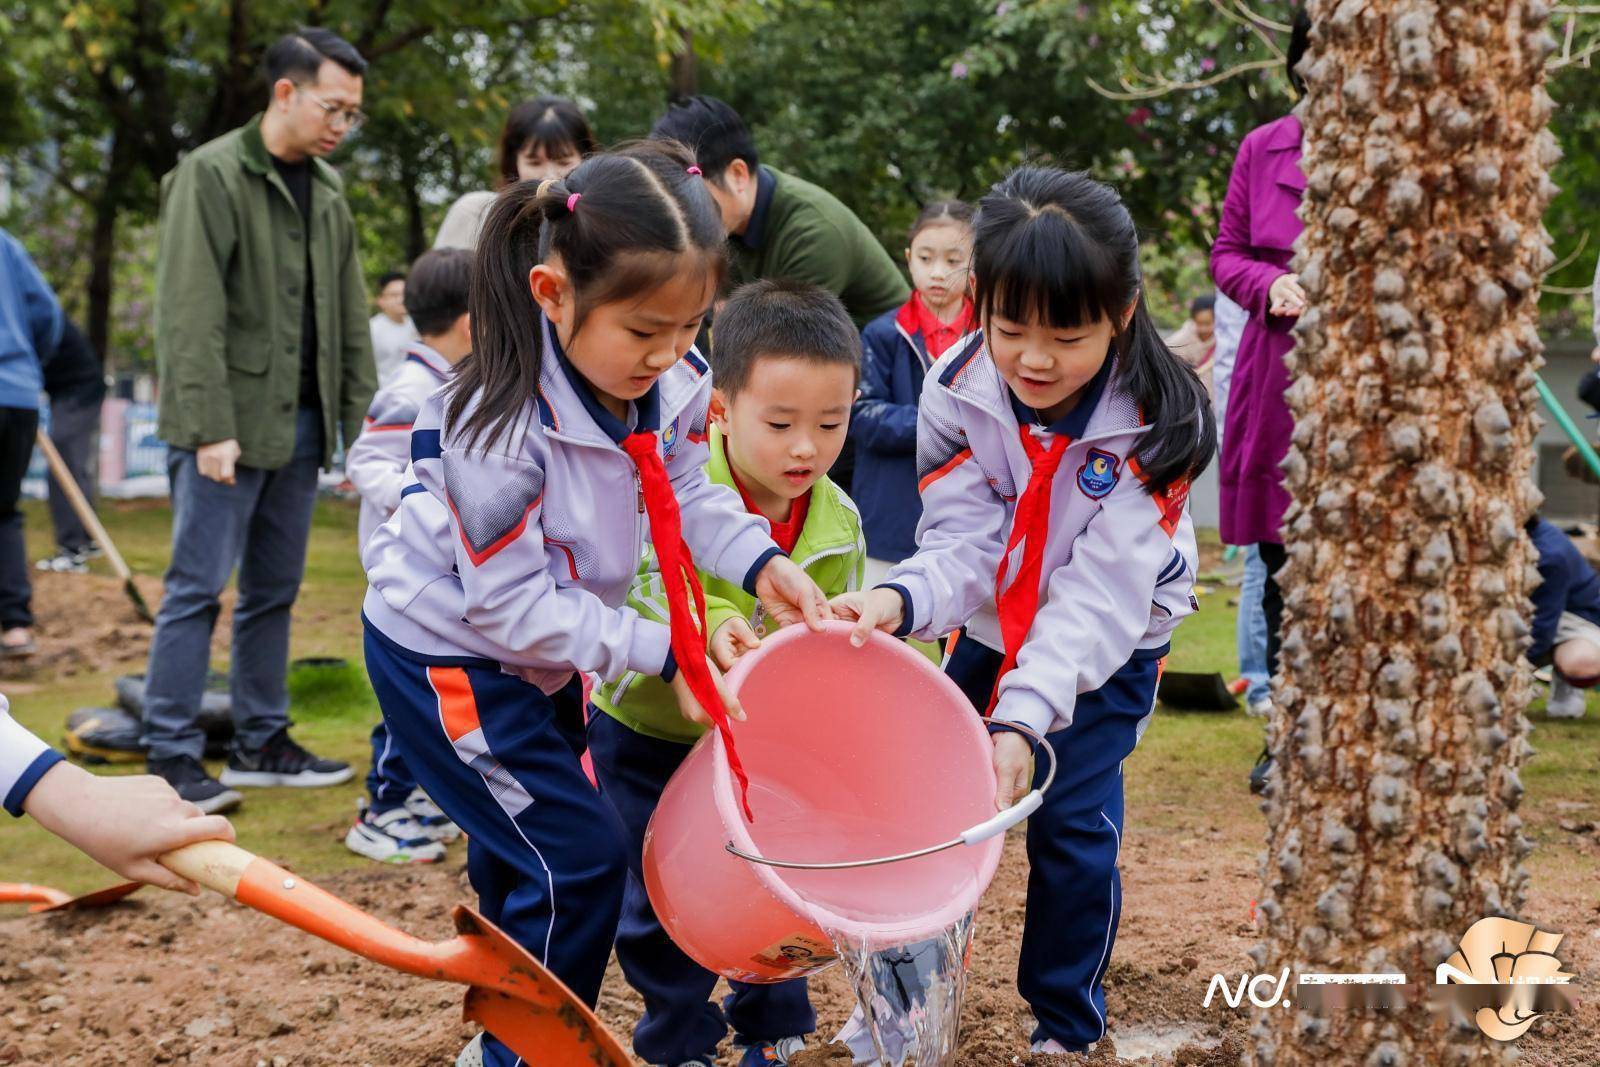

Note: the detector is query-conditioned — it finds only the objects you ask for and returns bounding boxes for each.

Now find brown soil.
[4,810,1593,1066]
[0,570,243,686]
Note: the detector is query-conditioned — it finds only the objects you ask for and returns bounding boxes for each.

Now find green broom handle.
[1536,373,1600,484]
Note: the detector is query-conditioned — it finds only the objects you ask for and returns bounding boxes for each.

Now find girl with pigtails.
[359,140,828,1067]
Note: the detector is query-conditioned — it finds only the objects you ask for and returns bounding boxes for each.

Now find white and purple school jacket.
[1,694,64,817]
[883,345,1200,737]
[361,319,780,691]
[346,342,454,548]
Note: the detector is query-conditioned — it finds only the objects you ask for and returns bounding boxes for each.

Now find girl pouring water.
[359,139,830,1067]
[833,165,1215,1056]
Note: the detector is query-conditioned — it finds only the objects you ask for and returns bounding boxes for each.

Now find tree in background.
[5,0,1600,368]
[1253,2,1555,1062]
[0,0,575,369]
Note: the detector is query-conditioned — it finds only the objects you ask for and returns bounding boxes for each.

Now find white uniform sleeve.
[423,440,672,683]
[345,384,420,520]
[1,694,63,817]
[667,395,780,592]
[884,383,1008,638]
[995,468,1197,737]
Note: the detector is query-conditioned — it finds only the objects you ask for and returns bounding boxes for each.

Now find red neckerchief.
[900,291,976,363]
[621,432,755,820]
[988,426,1072,712]
[730,464,811,555]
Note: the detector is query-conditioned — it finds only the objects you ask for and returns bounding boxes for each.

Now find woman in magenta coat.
[1210,10,1310,681]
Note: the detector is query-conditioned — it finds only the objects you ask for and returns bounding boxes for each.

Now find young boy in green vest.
[587,278,865,1067]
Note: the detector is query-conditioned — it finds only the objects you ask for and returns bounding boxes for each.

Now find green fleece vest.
[591,426,865,743]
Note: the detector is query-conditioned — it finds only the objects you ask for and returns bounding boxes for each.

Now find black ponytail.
[448,139,727,451]
[972,165,1215,494]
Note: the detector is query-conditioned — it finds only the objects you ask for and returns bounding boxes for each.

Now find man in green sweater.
[652,96,910,492]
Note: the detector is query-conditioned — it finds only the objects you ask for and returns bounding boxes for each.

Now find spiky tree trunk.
[1254,3,1558,1064]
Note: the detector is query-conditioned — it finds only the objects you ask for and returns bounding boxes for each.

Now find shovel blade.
[0,882,72,911]
[38,881,144,912]
[453,906,631,1066]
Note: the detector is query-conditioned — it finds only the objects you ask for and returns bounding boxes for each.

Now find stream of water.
[824,911,977,1066]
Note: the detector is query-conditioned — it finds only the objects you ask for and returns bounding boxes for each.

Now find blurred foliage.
[2,0,1597,370]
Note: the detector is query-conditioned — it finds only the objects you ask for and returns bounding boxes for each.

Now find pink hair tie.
[566,192,582,212]
[687,166,702,176]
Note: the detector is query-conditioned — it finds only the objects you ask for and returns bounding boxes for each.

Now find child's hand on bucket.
[753,557,833,632]
[710,617,761,671]
[830,588,906,646]
[991,732,1034,812]
[671,657,745,727]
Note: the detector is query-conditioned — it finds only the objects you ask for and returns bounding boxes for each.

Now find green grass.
[2,498,1594,895]
[3,497,378,892]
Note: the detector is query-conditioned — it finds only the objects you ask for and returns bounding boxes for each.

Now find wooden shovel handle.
[33,428,135,583]
[159,840,253,898]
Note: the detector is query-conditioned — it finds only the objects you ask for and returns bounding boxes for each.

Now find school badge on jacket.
[1077,448,1120,499]
[662,416,680,458]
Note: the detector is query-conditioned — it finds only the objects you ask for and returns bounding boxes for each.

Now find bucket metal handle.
[723,718,1058,872]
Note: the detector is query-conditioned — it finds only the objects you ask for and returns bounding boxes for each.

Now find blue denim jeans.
[141,409,323,761]
[1238,544,1270,704]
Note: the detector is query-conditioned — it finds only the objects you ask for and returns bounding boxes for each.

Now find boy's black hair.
[377,271,406,291]
[972,165,1215,494]
[404,249,472,337]
[710,279,861,397]
[649,96,759,185]
[1287,11,1313,96]
[449,139,727,450]
[264,28,367,85]
[1190,293,1216,315]
[497,97,599,188]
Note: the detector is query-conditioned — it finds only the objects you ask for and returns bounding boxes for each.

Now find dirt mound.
[0,569,247,686]
[0,570,170,683]
[3,801,1593,1064]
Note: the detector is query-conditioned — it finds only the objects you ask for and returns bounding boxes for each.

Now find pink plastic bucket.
[642,622,1043,983]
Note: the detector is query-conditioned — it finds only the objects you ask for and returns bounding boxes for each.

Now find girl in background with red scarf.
[855,201,981,587]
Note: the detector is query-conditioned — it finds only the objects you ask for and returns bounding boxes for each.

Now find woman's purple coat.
[1210,114,1304,546]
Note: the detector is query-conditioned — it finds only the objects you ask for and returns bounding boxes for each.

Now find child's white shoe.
[345,804,448,864]
[455,1033,484,1067]
[1548,676,1587,719]
[1029,1038,1091,1056]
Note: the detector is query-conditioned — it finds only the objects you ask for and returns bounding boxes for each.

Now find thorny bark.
[1253,1,1558,1064]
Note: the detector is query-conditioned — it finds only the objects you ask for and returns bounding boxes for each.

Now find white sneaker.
[1547,676,1587,719]
[1029,1038,1088,1055]
[345,806,448,864]
[455,1033,484,1067]
[405,788,462,842]
[1247,697,1273,718]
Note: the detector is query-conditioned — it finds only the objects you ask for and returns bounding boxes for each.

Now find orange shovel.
[0,880,144,913]
[159,841,631,1066]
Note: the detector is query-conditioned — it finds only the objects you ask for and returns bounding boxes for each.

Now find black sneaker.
[220,728,355,789]
[147,754,243,814]
[1249,746,1274,795]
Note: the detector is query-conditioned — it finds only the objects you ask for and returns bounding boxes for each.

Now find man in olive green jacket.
[651,96,910,495]
[143,28,377,814]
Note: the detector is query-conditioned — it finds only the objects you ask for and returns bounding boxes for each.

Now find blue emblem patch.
[1077,448,1120,499]
[662,417,680,457]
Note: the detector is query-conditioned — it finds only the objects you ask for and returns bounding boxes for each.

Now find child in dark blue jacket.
[1527,515,1600,718]
[854,201,978,586]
